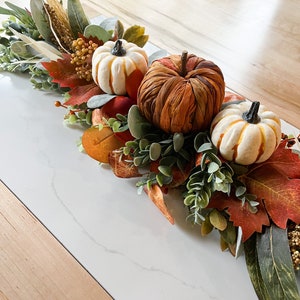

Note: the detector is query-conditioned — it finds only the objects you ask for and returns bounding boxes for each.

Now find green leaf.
[158,165,172,177]
[122,25,148,47]
[207,161,219,174]
[2,1,27,19]
[209,209,227,231]
[173,132,184,152]
[87,94,115,108]
[30,0,52,42]
[67,0,90,38]
[83,24,111,41]
[256,224,300,300]
[127,105,152,139]
[149,142,161,161]
[99,17,124,39]
[244,234,271,300]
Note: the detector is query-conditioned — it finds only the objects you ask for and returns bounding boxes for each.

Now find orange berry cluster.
[71,38,99,82]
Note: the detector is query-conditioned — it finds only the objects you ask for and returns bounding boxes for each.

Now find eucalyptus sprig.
[124,105,194,190]
[183,132,234,224]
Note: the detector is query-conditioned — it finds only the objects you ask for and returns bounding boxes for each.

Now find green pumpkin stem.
[112,40,126,56]
[243,101,261,124]
[180,50,188,77]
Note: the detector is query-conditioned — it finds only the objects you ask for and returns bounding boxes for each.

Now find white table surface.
[0,1,299,299]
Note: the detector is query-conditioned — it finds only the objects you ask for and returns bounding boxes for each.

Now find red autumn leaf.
[208,138,300,241]
[42,54,88,88]
[64,82,102,106]
[208,192,270,241]
[241,140,300,229]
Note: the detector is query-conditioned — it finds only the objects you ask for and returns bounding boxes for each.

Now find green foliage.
[244,224,300,300]
[124,105,193,189]
[184,132,234,224]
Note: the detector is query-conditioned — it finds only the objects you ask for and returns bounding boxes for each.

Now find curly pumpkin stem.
[111,40,126,56]
[180,50,188,77]
[243,101,261,124]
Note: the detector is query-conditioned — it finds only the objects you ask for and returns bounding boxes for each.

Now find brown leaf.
[144,184,175,224]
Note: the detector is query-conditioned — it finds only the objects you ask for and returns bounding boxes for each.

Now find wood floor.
[82,0,300,128]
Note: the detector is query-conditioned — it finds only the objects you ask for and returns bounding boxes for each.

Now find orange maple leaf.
[209,139,300,241]
[241,140,300,229]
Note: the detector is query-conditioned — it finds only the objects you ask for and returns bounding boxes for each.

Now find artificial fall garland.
[1,1,300,299]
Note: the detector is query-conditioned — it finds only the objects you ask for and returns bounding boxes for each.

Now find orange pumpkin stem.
[180,50,188,77]
[243,101,261,124]
[112,39,126,56]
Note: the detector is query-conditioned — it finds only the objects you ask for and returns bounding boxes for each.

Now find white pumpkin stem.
[112,40,126,56]
[243,101,261,124]
[180,50,188,77]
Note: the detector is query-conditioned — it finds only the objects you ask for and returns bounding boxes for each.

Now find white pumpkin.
[210,101,281,165]
[92,39,148,95]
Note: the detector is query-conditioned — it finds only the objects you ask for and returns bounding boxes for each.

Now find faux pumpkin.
[210,101,281,165]
[92,39,148,96]
[137,51,225,134]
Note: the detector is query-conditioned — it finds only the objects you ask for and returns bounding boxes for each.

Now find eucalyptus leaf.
[148,49,168,65]
[87,94,116,108]
[159,156,177,167]
[235,186,246,197]
[256,224,300,300]
[127,105,152,139]
[149,142,161,161]
[196,142,213,153]
[173,132,184,152]
[158,165,172,177]
[209,209,227,231]
[10,41,32,58]
[83,24,111,41]
[207,161,219,174]
[99,17,118,32]
[67,0,90,38]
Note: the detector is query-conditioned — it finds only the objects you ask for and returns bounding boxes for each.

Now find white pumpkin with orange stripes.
[92,39,148,95]
[210,101,281,165]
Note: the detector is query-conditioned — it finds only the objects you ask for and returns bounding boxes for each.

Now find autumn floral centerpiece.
[1,1,300,299]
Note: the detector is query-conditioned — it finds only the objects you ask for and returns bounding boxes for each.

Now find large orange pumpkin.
[137,51,225,134]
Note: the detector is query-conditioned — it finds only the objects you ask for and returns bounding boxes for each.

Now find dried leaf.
[144,184,174,224]
[209,209,227,231]
[108,150,141,178]
[9,27,61,60]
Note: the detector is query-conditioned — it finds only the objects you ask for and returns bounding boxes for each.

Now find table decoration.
[1,1,300,299]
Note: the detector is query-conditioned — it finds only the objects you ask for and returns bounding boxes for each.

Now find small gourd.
[210,101,281,165]
[92,39,148,95]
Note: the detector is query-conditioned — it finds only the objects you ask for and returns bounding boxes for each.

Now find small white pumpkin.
[210,101,281,165]
[92,39,148,95]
